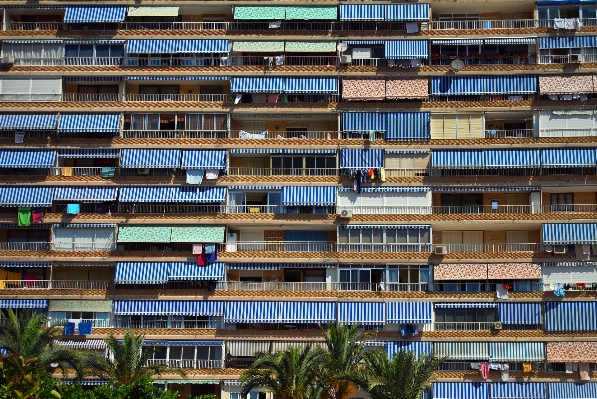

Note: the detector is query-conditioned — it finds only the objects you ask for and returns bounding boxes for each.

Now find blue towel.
[66,204,80,215]
[204,244,216,254]
[77,322,92,335]
[205,250,217,263]
[554,283,566,297]
[400,324,409,338]
[64,322,75,335]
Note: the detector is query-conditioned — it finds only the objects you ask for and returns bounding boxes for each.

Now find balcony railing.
[428,19,537,30]
[0,280,111,290]
[146,359,222,369]
[0,94,62,102]
[337,204,597,215]
[430,56,536,66]
[62,93,121,102]
[231,130,338,140]
[122,129,227,139]
[114,319,220,329]
[484,129,534,138]
[228,167,339,177]
[539,54,597,64]
[539,128,597,138]
[123,94,228,102]
[7,22,62,30]
[227,55,338,67]
[434,322,496,331]
[51,318,112,328]
[0,242,49,251]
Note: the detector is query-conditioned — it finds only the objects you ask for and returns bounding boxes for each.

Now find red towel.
[480,362,490,379]
[197,253,207,266]
[31,211,43,224]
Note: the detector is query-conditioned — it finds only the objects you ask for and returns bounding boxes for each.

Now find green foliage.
[188,395,218,399]
[68,375,180,399]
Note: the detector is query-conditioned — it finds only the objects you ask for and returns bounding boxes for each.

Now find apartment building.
[1,1,597,398]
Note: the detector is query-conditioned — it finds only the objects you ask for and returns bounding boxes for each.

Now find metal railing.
[64,57,123,66]
[52,242,116,251]
[124,57,223,67]
[430,56,536,66]
[51,318,112,328]
[540,129,597,138]
[231,130,338,140]
[0,94,62,102]
[0,242,49,251]
[123,94,228,102]
[114,319,220,329]
[539,54,597,64]
[428,19,537,30]
[121,21,228,30]
[337,204,597,215]
[228,167,339,177]
[537,18,597,28]
[146,359,222,369]
[434,322,495,331]
[116,204,225,214]
[122,130,227,139]
[7,22,61,30]
[484,129,534,138]
[62,93,121,102]
[228,55,338,67]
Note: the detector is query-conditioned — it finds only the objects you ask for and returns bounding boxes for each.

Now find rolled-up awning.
[64,6,126,23]
[114,262,170,284]
[226,341,271,356]
[0,187,54,207]
[548,383,597,399]
[181,150,226,170]
[117,225,172,243]
[385,342,431,358]
[171,187,226,203]
[278,302,336,323]
[542,223,597,245]
[338,302,385,325]
[0,113,57,130]
[0,150,55,168]
[58,113,120,133]
[113,300,223,316]
[0,300,47,308]
[170,226,226,243]
[120,149,181,168]
[281,186,337,207]
[385,40,428,59]
[432,39,483,45]
[541,148,597,167]
[539,36,597,48]
[386,301,432,324]
[54,187,118,203]
[127,6,179,17]
[224,301,280,323]
[484,37,537,45]
[339,148,384,170]
[434,342,489,360]
[57,149,119,159]
[434,383,488,399]
[168,262,224,281]
[490,383,545,399]
[119,187,173,203]
[489,342,544,362]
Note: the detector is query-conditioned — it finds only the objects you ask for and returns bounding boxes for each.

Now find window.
[52,228,115,251]
[186,114,227,131]
[551,193,573,212]
[138,85,179,100]
[272,155,336,176]
[339,266,385,290]
[339,228,430,251]
[64,44,124,65]
[387,266,430,290]
[435,308,497,327]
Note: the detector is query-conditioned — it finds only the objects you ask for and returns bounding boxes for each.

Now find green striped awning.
[234,6,285,20]
[170,226,226,243]
[117,225,172,243]
[286,6,337,20]
[285,41,336,52]
[233,41,285,52]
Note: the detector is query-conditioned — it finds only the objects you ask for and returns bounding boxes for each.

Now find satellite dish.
[451,59,465,70]
[50,363,59,368]
[337,43,348,52]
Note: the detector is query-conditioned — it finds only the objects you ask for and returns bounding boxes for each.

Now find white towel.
[553,18,566,29]
[501,369,509,381]
[205,169,219,180]
[496,284,509,299]
[186,169,204,185]
[269,21,281,29]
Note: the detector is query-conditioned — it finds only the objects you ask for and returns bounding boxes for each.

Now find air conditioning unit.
[339,55,352,64]
[2,56,14,64]
[340,210,353,218]
[435,246,447,255]
[493,321,503,330]
[554,245,566,254]
[545,244,554,253]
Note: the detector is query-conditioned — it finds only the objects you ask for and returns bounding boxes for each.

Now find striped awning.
[548,383,597,399]
[489,342,544,362]
[435,303,497,309]
[63,76,123,83]
[54,187,117,203]
[126,76,229,81]
[340,149,384,170]
[57,340,107,350]
[539,36,597,48]
[171,187,226,203]
[432,39,483,45]
[127,40,229,54]
[114,262,170,284]
[54,223,115,229]
[342,112,386,132]
[0,262,51,268]
[0,114,57,130]
[385,40,428,59]
[387,112,430,141]
[433,383,488,399]
[485,75,538,95]
[484,38,537,44]
[434,342,490,360]
[120,149,181,168]
[545,301,597,332]
[227,263,281,270]
[0,300,47,309]
[224,301,280,323]
[64,6,126,23]
[486,149,540,168]
[281,186,336,206]
[57,149,119,159]
[0,187,54,207]
[344,41,385,45]
[230,77,338,94]
[385,342,432,358]
[339,186,429,193]
[168,262,224,281]
[58,113,120,133]
[119,187,173,203]
[431,150,486,168]
[385,4,429,21]
[431,75,537,95]
[490,383,545,399]
[231,149,335,154]
[541,148,597,167]
[339,4,384,20]
[113,300,223,316]
[278,302,336,323]
[338,302,385,325]
[431,186,540,192]
[181,150,226,170]
[543,223,597,245]
[386,301,432,324]
[0,150,56,168]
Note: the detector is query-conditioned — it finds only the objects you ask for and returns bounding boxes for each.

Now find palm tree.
[318,323,365,399]
[359,349,447,399]
[84,329,185,385]
[0,309,83,378]
[240,345,322,399]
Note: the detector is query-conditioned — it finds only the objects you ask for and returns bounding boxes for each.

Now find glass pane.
[197,346,209,360]
[361,229,372,244]
[359,269,371,283]
[212,346,222,360]
[203,115,215,131]
[169,346,182,360]
[110,45,124,57]
[65,45,79,57]
[79,45,93,57]
[182,346,195,360]
[387,269,398,283]
[95,45,110,57]
[146,114,160,130]
[186,114,200,130]
[339,269,350,283]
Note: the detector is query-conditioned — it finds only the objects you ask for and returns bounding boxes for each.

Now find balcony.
[114,319,220,329]
[123,94,228,102]
[231,130,338,140]
[7,22,62,30]
[430,54,537,66]
[146,359,222,369]
[337,204,597,215]
[116,204,226,215]
[538,18,597,29]
[122,129,227,139]
[539,54,597,64]
[228,167,338,177]
[540,128,597,138]
[428,19,537,30]
[434,322,542,331]
[484,129,534,139]
[49,318,111,328]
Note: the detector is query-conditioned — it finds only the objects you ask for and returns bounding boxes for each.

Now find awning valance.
[168,262,224,281]
[548,383,597,399]
[181,150,226,170]
[541,148,597,167]
[385,40,428,59]
[338,302,385,325]
[231,149,335,154]
[127,6,179,17]
[119,187,173,203]
[547,342,597,362]
[432,39,483,45]
[64,6,126,23]
[386,301,432,324]
[545,301,597,332]
[340,149,384,170]
[127,40,229,54]
[227,263,281,270]
[0,114,57,130]
[435,303,497,309]
[117,225,172,243]
[278,302,336,323]
[543,223,597,245]
[226,341,271,356]
[0,150,56,168]
[171,187,226,203]
[0,262,51,268]
[120,149,181,169]
[339,186,429,193]
[231,77,337,94]
[54,187,117,203]
[484,37,537,44]
[433,383,488,399]
[58,113,120,133]
[0,300,47,309]
[0,187,54,207]
[170,226,226,243]
[539,36,597,48]
[113,300,223,316]
[490,383,545,399]
[114,262,170,284]
[57,149,119,159]
[281,186,336,207]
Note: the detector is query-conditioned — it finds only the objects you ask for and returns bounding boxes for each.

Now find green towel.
[18,207,31,227]
[101,167,115,179]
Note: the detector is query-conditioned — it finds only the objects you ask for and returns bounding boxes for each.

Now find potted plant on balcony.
[485,53,494,60]
[440,54,447,60]
[476,53,485,60]
[529,52,538,59]
[512,52,522,60]
[431,53,440,60]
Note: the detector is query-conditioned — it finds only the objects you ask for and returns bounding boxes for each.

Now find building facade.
[0,1,597,398]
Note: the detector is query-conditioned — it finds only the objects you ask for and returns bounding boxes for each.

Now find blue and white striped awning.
[484,75,538,95]
[486,149,541,168]
[171,187,226,203]
[386,301,432,324]
[489,342,544,362]
[433,383,488,399]
[539,36,597,49]
[385,342,432,359]
[385,4,429,21]
[339,186,430,193]
[435,303,497,308]
[541,148,597,167]
[119,187,174,203]
[339,4,384,20]
[342,225,430,230]
[66,40,126,45]
[385,150,429,155]
[0,262,51,268]
[431,75,537,95]
[338,302,385,325]
[281,186,337,206]
[278,302,336,323]
[0,150,56,168]
[126,76,229,81]
[0,114,57,130]
[548,383,597,399]
[127,40,229,54]
[54,187,118,203]
[168,262,224,281]
[545,301,597,332]
[342,112,386,132]
[385,40,428,60]
[484,38,537,45]
[344,41,385,45]
[227,263,281,270]
[63,76,123,83]
[150,340,223,346]
[0,300,47,309]
[181,150,226,170]
[498,302,542,325]
[64,6,126,23]
[431,150,485,168]
[431,186,540,192]
[434,342,490,360]
[120,149,181,168]
[230,77,338,94]
[114,262,170,284]
[57,149,119,159]
[3,40,63,44]
[340,149,384,170]
[387,112,430,141]
[0,187,54,207]
[542,223,597,245]
[224,301,280,323]
[114,300,223,316]
[230,149,335,154]
[432,39,483,45]
[58,113,120,133]
[229,186,282,190]
[491,383,545,399]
